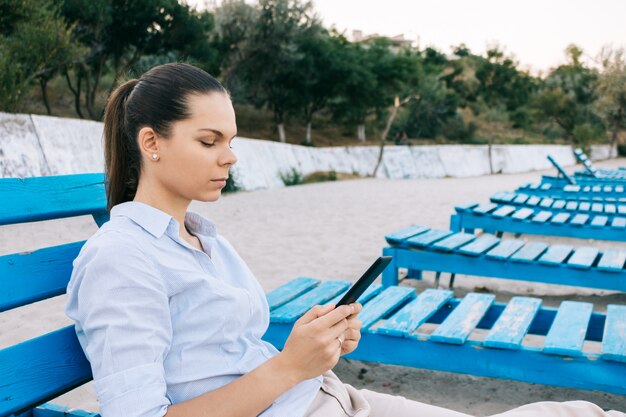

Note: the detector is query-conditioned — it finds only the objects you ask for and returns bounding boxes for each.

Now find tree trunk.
[357,124,366,141]
[277,123,286,143]
[372,96,403,177]
[305,122,312,145]
[610,127,619,158]
[488,134,494,174]
[65,70,84,119]
[39,78,52,116]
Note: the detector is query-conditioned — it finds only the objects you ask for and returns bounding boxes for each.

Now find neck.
[133,180,191,238]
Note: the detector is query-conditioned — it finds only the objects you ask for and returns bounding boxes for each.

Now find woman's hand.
[275,303,359,383]
[339,302,362,355]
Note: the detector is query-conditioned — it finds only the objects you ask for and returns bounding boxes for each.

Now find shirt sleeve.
[65,233,172,417]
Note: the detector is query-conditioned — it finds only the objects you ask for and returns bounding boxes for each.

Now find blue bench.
[517,182,626,199]
[265,276,626,395]
[381,225,626,291]
[543,174,626,186]
[547,155,626,185]
[450,200,626,242]
[491,191,626,217]
[574,148,626,179]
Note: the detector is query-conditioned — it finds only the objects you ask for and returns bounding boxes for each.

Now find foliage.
[280,167,304,186]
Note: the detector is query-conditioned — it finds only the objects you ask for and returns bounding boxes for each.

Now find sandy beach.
[2,158,626,415]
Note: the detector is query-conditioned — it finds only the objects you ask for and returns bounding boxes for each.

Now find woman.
[65,63,624,417]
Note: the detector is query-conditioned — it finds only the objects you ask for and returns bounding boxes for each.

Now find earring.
[152,153,159,161]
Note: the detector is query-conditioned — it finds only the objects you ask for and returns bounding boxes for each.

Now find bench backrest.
[546,155,576,185]
[0,174,108,417]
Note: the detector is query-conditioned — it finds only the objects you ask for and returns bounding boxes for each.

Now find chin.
[197,191,222,202]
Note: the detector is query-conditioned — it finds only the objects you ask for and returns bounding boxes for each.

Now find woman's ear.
[138,127,160,160]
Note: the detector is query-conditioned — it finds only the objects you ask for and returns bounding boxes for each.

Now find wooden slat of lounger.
[544,301,593,357]
[563,184,580,192]
[590,216,609,227]
[570,213,589,226]
[611,217,626,229]
[511,207,534,220]
[486,239,525,260]
[483,297,542,349]
[539,198,554,208]
[492,192,515,203]
[531,211,552,223]
[385,225,430,244]
[359,286,415,330]
[0,174,107,225]
[526,196,541,206]
[431,233,476,252]
[579,202,591,211]
[377,289,453,336]
[619,205,626,215]
[550,212,571,224]
[565,201,579,211]
[597,250,626,272]
[540,183,552,190]
[605,204,617,214]
[601,305,626,363]
[552,200,567,210]
[473,203,498,214]
[591,203,604,213]
[406,229,453,248]
[538,245,573,266]
[454,202,480,212]
[513,194,529,204]
[266,277,320,310]
[430,293,495,344]
[582,186,591,192]
[510,242,548,263]
[457,235,500,256]
[566,247,599,269]
[603,186,613,192]
[592,186,601,193]
[491,205,516,218]
[617,186,625,192]
[271,281,351,323]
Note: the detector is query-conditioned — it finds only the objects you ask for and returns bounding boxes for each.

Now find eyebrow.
[197,128,237,139]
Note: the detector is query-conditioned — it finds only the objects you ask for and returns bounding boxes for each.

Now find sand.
[1,158,626,415]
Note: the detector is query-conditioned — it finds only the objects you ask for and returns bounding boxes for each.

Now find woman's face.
[153,92,238,203]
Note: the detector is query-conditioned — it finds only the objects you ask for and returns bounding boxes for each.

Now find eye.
[200,141,215,147]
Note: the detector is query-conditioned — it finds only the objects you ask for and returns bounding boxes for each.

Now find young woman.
[65,63,624,417]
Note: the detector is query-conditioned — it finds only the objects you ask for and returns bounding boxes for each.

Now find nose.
[220,144,238,167]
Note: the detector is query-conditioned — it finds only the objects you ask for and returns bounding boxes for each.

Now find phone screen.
[336,256,393,306]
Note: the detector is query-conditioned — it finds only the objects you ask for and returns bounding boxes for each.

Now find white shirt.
[65,201,322,417]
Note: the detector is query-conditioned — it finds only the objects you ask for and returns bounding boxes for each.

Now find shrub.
[303,170,337,184]
[223,171,241,193]
[280,167,304,186]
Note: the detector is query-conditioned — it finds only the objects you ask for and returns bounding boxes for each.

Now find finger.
[313,304,354,328]
[325,317,349,340]
[296,304,335,326]
[346,317,362,331]
[344,328,361,341]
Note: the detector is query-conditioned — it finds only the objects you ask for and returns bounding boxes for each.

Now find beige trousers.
[304,371,626,417]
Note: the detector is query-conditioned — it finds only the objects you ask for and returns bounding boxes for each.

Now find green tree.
[596,46,626,154]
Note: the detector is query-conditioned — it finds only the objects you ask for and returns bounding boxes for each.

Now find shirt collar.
[110,201,217,239]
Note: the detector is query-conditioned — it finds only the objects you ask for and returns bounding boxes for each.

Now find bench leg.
[434,271,441,288]
[382,247,399,288]
[407,269,423,280]
[450,214,462,232]
[449,273,456,289]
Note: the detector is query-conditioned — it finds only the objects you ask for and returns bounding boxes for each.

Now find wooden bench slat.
[552,200,566,209]
[570,213,589,226]
[359,286,415,330]
[544,301,593,357]
[605,204,617,214]
[531,211,552,223]
[511,207,534,220]
[473,203,498,215]
[431,233,476,252]
[457,235,500,256]
[485,239,525,260]
[271,281,350,323]
[540,183,552,190]
[510,242,548,263]
[430,293,495,345]
[566,247,600,269]
[0,174,107,226]
[0,242,85,312]
[377,289,453,336]
[385,225,430,244]
[611,217,626,229]
[550,212,570,224]
[454,202,479,212]
[491,205,516,218]
[526,196,541,206]
[266,277,320,310]
[579,202,591,211]
[591,203,604,213]
[539,197,554,208]
[590,215,609,227]
[483,297,542,350]
[0,326,92,417]
[512,194,529,204]
[538,244,573,266]
[601,305,626,363]
[597,250,626,272]
[406,229,453,248]
[565,201,579,211]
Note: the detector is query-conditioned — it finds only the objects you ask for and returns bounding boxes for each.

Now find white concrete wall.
[0,112,617,190]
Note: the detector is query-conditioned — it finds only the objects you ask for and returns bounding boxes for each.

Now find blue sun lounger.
[265,276,626,395]
[381,225,626,291]
[546,155,626,185]
[450,200,626,242]
[517,182,626,199]
[491,191,626,216]
[574,148,626,179]
[2,174,626,417]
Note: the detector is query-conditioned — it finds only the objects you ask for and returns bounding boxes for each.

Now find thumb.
[295,304,335,326]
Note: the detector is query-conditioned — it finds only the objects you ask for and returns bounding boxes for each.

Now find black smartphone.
[336,256,393,307]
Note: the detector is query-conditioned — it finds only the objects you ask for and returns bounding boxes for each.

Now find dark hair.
[103,63,227,211]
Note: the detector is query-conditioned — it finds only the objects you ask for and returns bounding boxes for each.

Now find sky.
[190,0,626,75]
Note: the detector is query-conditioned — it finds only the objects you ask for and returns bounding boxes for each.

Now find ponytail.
[103,79,139,212]
[102,63,227,212]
